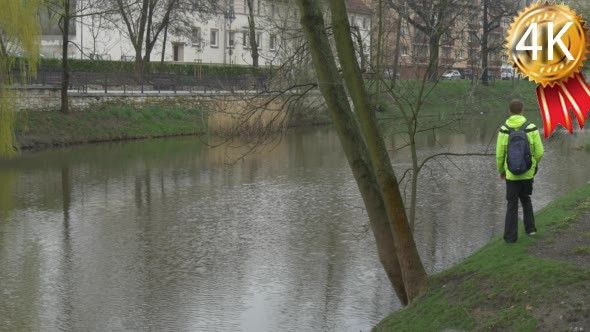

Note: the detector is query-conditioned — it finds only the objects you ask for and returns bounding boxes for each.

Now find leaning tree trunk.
[60,0,71,114]
[161,20,168,64]
[296,0,409,304]
[329,0,428,301]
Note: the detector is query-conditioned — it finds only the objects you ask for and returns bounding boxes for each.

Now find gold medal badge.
[506,1,590,137]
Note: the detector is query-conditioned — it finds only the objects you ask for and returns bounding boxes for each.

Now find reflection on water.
[1,119,590,331]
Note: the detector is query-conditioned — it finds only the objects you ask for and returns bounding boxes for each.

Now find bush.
[37,58,266,76]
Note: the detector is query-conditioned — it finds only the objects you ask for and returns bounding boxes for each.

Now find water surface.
[1,119,589,331]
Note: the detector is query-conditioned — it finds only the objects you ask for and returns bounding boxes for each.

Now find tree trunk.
[409,133,418,230]
[61,0,71,114]
[161,19,168,64]
[391,11,403,88]
[247,0,259,67]
[481,0,489,86]
[296,0,409,305]
[427,34,439,82]
[328,0,428,301]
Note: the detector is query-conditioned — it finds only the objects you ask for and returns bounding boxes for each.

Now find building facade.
[40,0,372,68]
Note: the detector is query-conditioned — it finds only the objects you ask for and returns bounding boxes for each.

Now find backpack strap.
[499,122,511,134]
[524,122,538,133]
[519,121,530,132]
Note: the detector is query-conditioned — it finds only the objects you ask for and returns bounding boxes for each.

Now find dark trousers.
[504,179,537,243]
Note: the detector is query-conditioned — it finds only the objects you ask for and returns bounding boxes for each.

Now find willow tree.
[296,0,427,303]
[0,0,42,158]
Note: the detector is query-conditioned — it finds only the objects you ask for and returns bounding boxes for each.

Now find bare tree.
[479,0,518,85]
[44,0,116,113]
[246,0,259,67]
[110,0,218,78]
[389,0,470,82]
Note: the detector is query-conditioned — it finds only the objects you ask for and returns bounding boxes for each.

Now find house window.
[469,31,477,43]
[243,31,250,48]
[443,47,451,59]
[257,0,261,15]
[401,45,408,56]
[502,54,508,62]
[270,4,275,18]
[350,15,356,27]
[362,17,368,29]
[469,14,478,24]
[270,34,277,50]
[401,24,409,36]
[442,32,449,43]
[228,31,235,47]
[243,0,247,13]
[458,49,464,59]
[210,29,219,47]
[191,27,201,47]
[256,32,261,49]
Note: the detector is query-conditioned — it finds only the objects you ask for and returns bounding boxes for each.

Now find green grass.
[574,246,590,254]
[374,79,538,116]
[374,183,590,332]
[14,105,207,149]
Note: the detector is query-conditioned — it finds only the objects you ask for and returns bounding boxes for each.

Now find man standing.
[496,99,544,243]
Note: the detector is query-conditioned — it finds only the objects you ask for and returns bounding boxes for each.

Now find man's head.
[509,99,524,115]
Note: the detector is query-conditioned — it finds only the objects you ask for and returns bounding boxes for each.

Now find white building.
[41,0,372,67]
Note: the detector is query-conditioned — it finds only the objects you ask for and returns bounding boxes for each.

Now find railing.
[14,69,270,94]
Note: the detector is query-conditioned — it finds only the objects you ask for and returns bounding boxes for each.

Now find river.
[1,115,590,331]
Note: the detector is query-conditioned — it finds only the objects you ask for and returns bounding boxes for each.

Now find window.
[443,47,451,59]
[229,0,234,12]
[270,4,275,18]
[401,45,408,56]
[502,54,508,62]
[243,31,250,48]
[469,31,477,43]
[228,31,235,47]
[362,18,368,29]
[270,34,277,50]
[469,14,478,24]
[256,32,261,49]
[191,27,201,47]
[210,29,219,47]
[257,0,261,15]
[401,24,409,36]
[350,15,356,27]
[442,32,449,43]
[244,0,247,13]
[457,49,464,59]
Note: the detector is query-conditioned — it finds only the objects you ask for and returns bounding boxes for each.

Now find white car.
[442,70,462,80]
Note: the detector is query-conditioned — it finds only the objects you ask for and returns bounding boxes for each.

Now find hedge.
[36,58,266,76]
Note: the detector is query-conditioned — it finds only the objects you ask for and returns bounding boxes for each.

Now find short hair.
[509,99,524,114]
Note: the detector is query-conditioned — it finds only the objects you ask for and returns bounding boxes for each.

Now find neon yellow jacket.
[496,115,544,180]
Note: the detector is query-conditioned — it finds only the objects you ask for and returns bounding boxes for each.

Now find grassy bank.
[376,79,538,116]
[375,184,590,331]
[15,106,207,149]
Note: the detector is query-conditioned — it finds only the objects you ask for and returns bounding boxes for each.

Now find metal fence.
[14,69,270,94]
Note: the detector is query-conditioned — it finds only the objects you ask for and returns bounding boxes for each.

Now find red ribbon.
[536,73,590,138]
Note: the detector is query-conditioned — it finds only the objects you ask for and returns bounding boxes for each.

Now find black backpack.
[505,121,532,175]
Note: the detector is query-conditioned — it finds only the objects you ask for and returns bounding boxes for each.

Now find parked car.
[442,70,462,80]
[501,67,515,80]
[458,68,473,80]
